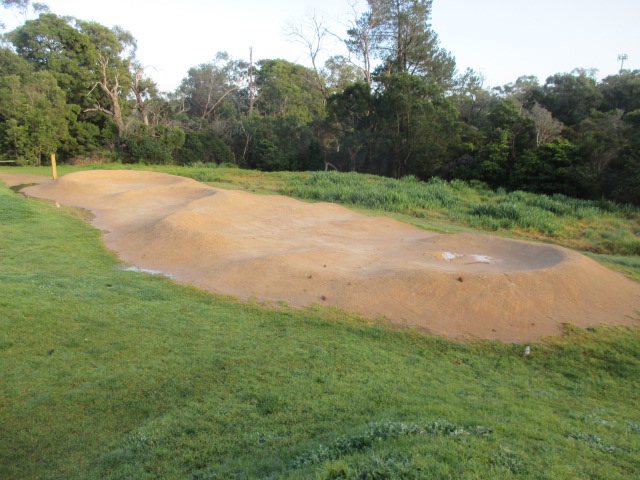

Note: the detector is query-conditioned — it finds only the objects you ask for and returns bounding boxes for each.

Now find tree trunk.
[86,56,126,136]
[249,47,256,114]
[132,68,149,125]
[134,88,149,125]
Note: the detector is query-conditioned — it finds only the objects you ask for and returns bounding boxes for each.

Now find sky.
[2,0,638,92]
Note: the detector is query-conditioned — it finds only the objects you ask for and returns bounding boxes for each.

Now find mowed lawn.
[1,173,640,479]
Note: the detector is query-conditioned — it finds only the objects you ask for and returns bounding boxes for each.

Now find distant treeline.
[1,0,639,203]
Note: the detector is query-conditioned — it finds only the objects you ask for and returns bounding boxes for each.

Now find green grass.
[282,171,640,255]
[585,253,640,282]
[1,168,640,478]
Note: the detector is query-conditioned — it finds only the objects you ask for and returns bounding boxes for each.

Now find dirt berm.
[8,170,640,342]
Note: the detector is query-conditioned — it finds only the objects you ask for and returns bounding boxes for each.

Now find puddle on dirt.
[115,265,175,279]
[11,183,95,223]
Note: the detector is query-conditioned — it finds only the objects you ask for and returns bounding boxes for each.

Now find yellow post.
[51,153,58,180]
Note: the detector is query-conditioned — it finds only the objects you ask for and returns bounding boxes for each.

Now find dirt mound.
[13,170,640,342]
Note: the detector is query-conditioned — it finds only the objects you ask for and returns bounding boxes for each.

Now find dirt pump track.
[5,169,640,342]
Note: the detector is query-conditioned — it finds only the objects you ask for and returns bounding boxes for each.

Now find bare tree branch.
[284,10,330,97]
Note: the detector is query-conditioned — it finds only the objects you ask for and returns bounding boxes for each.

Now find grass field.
[1,164,640,479]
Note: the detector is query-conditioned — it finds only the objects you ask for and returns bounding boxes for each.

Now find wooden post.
[51,153,58,180]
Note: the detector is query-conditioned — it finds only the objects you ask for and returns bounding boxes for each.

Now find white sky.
[2,0,638,92]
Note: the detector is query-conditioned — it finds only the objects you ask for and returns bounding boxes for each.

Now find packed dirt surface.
[0,173,55,188]
[5,170,640,342]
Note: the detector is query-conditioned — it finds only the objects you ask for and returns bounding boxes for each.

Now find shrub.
[122,135,172,164]
[177,130,234,165]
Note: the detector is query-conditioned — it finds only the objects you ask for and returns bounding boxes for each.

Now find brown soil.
[6,170,640,342]
[0,172,55,188]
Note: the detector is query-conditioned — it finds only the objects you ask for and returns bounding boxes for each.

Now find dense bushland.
[1,1,639,204]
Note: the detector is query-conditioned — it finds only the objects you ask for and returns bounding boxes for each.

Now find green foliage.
[600,70,640,113]
[513,139,582,196]
[443,98,538,188]
[541,70,603,126]
[122,134,169,163]
[0,46,33,77]
[374,73,461,178]
[0,71,69,164]
[177,129,234,165]
[251,138,289,171]
[325,74,462,178]
[7,13,96,103]
[60,104,102,158]
[367,0,456,83]
[322,55,363,93]
[122,125,185,164]
[326,82,376,171]
[4,12,141,156]
[256,59,326,123]
[243,114,321,172]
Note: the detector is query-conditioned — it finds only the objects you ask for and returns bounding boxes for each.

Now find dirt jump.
[4,170,640,342]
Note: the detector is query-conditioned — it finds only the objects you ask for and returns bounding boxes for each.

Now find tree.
[540,70,603,126]
[8,14,136,138]
[569,109,626,190]
[327,81,376,171]
[527,102,563,146]
[512,139,581,196]
[284,10,331,97]
[373,72,460,178]
[177,129,233,165]
[605,110,640,204]
[452,68,495,128]
[130,61,157,126]
[322,55,363,94]
[344,0,381,86]
[7,13,95,105]
[0,71,68,164]
[122,124,185,164]
[254,59,325,122]
[177,52,246,122]
[599,70,640,113]
[462,98,535,187]
[242,114,320,172]
[78,20,135,136]
[366,0,455,84]
[494,75,542,109]
[0,45,32,77]
[236,60,327,172]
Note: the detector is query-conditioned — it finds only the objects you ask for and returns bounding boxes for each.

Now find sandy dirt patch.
[0,172,54,188]
[7,170,640,342]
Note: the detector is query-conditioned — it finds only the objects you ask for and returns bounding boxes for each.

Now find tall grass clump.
[283,172,618,228]
[283,171,464,213]
[468,201,562,234]
[505,191,603,219]
[283,171,640,254]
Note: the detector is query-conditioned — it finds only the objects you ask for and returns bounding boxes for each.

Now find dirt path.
[7,170,640,342]
[0,172,54,188]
